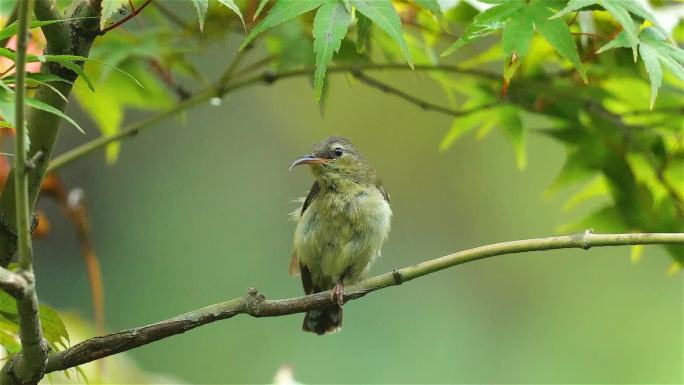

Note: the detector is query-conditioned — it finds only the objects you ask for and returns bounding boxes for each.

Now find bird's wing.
[300,263,314,295]
[301,180,321,214]
[376,181,390,203]
[289,181,321,276]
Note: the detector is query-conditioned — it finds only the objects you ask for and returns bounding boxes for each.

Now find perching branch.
[40,232,684,374]
[47,63,499,172]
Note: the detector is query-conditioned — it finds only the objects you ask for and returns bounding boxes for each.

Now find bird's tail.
[303,304,342,335]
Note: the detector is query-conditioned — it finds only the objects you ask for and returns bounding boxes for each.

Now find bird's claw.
[332,281,344,306]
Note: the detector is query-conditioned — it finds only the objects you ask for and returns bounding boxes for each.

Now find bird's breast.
[294,186,392,286]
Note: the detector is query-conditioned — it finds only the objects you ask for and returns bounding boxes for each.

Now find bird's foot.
[331,281,344,306]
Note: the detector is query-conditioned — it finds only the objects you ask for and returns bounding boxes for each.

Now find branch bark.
[40,231,684,374]
[0,267,27,299]
[0,1,51,384]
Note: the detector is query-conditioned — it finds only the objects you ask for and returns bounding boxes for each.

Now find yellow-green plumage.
[290,137,391,335]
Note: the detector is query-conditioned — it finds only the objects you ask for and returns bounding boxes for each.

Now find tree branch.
[0,266,27,299]
[351,70,499,118]
[41,231,684,374]
[47,63,498,172]
[0,1,51,383]
[0,0,102,267]
[33,0,68,50]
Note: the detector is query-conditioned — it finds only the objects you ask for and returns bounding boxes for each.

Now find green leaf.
[549,0,595,19]
[563,175,610,211]
[0,78,12,93]
[438,104,492,152]
[528,1,587,82]
[312,1,351,100]
[636,28,684,107]
[556,205,626,233]
[552,0,670,61]
[596,29,631,54]
[415,0,442,19]
[501,9,533,83]
[189,0,209,32]
[356,13,372,53]
[217,0,246,29]
[0,292,69,352]
[25,96,84,134]
[639,43,662,109]
[240,0,326,50]
[499,106,526,170]
[0,89,83,133]
[254,0,270,20]
[441,2,521,57]
[39,303,70,350]
[26,78,69,102]
[0,91,15,127]
[618,0,669,39]
[42,55,143,88]
[0,19,75,42]
[600,0,639,61]
[352,0,413,67]
[73,59,173,164]
[100,0,128,30]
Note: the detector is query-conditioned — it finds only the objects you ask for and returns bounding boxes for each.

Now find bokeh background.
[23,8,684,385]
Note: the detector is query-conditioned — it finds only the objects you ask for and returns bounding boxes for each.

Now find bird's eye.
[334,147,344,157]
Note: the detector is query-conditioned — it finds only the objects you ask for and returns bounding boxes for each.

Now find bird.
[289,136,392,335]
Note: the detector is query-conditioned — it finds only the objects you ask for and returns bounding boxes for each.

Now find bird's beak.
[289,155,326,171]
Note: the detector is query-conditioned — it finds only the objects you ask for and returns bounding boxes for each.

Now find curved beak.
[289,155,326,171]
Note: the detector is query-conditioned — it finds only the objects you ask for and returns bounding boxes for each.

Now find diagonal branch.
[42,231,684,374]
[350,70,499,118]
[47,63,499,172]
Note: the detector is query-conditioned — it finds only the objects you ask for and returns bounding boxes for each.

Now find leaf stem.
[99,0,153,35]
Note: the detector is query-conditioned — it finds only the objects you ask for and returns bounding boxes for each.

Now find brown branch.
[99,0,152,35]
[0,266,28,299]
[351,70,499,118]
[40,232,684,374]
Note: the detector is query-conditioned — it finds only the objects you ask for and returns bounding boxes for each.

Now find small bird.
[289,136,392,335]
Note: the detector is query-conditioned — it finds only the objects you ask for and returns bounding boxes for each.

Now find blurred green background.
[32,40,682,384]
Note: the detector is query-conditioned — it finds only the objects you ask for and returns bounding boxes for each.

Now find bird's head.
[289,136,375,187]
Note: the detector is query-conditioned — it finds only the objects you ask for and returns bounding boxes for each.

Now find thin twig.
[351,70,499,118]
[47,63,498,172]
[99,0,153,35]
[40,232,684,373]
